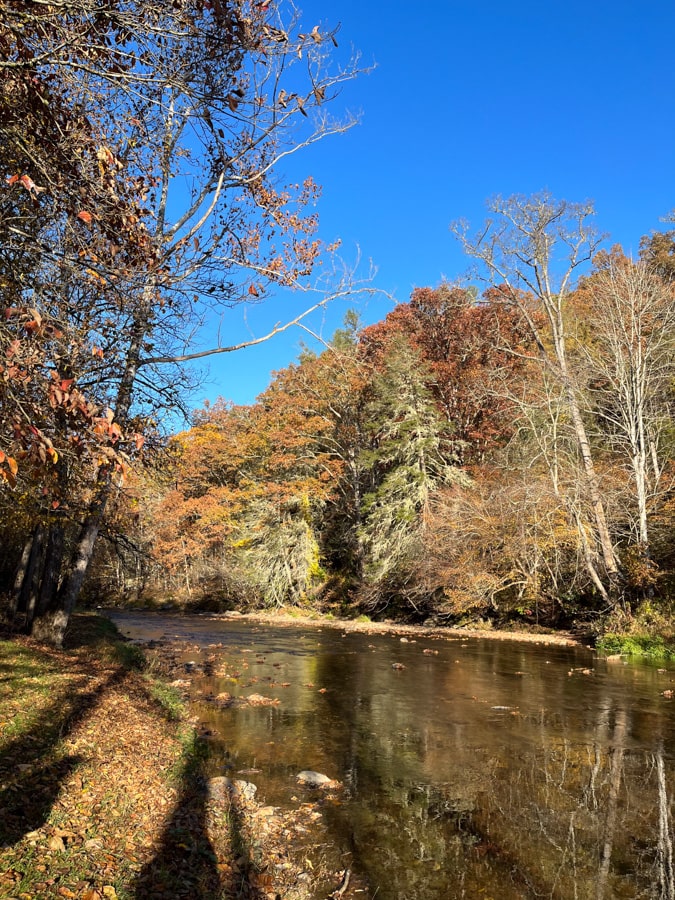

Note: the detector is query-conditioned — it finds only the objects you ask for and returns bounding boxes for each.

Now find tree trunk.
[8,532,35,624]
[31,298,150,646]
[35,523,66,618]
[558,346,620,588]
[17,525,46,632]
[31,473,110,646]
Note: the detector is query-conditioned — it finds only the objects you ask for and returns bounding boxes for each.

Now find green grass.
[64,612,146,669]
[145,676,186,721]
[597,632,675,661]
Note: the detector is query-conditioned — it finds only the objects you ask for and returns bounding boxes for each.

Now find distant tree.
[361,285,535,464]
[357,334,466,610]
[640,230,675,284]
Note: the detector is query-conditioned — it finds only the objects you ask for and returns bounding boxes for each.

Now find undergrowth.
[597,632,675,661]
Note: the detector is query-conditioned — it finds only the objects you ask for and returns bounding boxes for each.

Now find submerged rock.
[296,770,340,789]
[245,693,280,706]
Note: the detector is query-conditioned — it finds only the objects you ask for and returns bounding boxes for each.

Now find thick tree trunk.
[8,532,35,623]
[16,525,46,631]
[9,522,64,631]
[35,523,66,618]
[31,475,110,647]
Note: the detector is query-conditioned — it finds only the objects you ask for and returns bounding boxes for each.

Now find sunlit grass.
[597,632,675,661]
[145,676,186,721]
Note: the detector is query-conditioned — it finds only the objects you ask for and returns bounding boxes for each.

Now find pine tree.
[358,336,465,593]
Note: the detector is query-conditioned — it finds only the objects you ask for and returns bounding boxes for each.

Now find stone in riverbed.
[296,770,340,789]
[207,777,258,803]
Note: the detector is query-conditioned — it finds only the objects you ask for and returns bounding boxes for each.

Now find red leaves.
[77,210,94,225]
[6,173,45,195]
[0,449,19,485]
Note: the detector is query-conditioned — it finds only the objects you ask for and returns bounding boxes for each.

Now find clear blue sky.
[189,0,675,412]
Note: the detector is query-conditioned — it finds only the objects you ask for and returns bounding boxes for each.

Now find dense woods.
[73,219,675,635]
[1,3,674,644]
[120,227,674,632]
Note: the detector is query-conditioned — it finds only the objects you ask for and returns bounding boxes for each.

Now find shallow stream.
[108,610,675,899]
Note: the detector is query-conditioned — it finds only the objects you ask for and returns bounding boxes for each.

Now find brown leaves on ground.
[0,637,182,898]
[0,632,303,899]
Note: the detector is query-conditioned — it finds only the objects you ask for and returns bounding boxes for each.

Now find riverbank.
[0,614,325,900]
[207,608,585,647]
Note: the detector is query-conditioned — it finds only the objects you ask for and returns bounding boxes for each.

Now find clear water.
[109,611,675,899]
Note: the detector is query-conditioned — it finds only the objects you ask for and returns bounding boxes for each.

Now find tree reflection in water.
[109,613,675,900]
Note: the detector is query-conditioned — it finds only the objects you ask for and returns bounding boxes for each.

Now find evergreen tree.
[358,336,465,595]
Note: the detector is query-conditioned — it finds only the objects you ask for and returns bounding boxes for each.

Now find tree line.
[89,206,675,630]
[1,3,673,643]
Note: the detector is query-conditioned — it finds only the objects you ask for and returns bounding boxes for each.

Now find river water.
[108,611,675,900]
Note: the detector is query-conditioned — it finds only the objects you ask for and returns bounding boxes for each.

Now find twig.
[328,868,351,898]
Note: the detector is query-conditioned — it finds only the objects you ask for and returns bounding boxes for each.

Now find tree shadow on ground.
[133,740,269,900]
[0,666,126,846]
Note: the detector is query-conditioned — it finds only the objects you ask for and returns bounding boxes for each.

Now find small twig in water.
[328,868,351,898]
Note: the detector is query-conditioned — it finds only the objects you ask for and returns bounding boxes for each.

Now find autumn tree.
[454,194,622,606]
[360,285,536,465]
[354,334,466,611]
[573,252,675,587]
[0,0,366,644]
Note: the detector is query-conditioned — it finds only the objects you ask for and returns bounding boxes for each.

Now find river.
[108,610,675,900]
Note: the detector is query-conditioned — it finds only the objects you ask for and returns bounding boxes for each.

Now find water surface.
[109,611,675,899]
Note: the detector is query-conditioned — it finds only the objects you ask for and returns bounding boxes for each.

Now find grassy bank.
[595,602,675,661]
[596,632,675,661]
[0,613,297,899]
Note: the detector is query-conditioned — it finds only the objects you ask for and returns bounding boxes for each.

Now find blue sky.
[190,0,675,412]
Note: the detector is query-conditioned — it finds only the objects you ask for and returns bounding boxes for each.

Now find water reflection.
[110,612,675,899]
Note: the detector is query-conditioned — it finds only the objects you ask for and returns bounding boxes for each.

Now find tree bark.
[35,523,66,618]
[31,479,109,646]
[18,525,46,632]
[8,532,34,623]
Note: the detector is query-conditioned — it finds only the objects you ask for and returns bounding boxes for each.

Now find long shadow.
[0,667,126,846]
[133,741,267,900]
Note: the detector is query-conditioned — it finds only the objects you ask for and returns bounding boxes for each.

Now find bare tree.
[454,193,620,604]
[577,254,675,553]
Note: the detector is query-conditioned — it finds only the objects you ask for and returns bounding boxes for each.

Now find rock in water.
[233,779,258,801]
[208,776,257,803]
[296,770,333,788]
